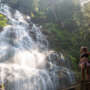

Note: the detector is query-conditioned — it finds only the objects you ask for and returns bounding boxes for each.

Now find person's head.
[80,46,88,54]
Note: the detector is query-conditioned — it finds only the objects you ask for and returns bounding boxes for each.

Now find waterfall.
[0,3,75,90]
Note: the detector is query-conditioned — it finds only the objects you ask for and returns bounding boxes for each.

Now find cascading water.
[0,3,75,90]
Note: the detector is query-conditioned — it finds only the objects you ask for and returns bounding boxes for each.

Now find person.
[80,46,90,80]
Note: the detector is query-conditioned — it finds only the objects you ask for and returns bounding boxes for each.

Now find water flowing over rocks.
[0,3,76,90]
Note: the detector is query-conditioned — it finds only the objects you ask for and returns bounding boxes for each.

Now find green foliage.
[70,56,78,70]
[0,14,7,28]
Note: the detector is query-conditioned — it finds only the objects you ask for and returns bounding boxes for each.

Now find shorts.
[79,61,87,69]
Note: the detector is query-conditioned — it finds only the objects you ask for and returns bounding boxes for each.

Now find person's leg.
[80,63,85,80]
[81,68,85,80]
[86,67,89,80]
[86,62,90,80]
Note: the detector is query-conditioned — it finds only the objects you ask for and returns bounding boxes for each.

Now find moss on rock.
[0,13,8,29]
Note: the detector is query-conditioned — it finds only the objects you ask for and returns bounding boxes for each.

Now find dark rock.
[0,27,3,32]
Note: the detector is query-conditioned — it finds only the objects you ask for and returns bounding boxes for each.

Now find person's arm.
[87,52,90,55]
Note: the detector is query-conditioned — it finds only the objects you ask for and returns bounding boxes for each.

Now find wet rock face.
[0,27,3,32]
[47,51,76,89]
[47,51,72,68]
